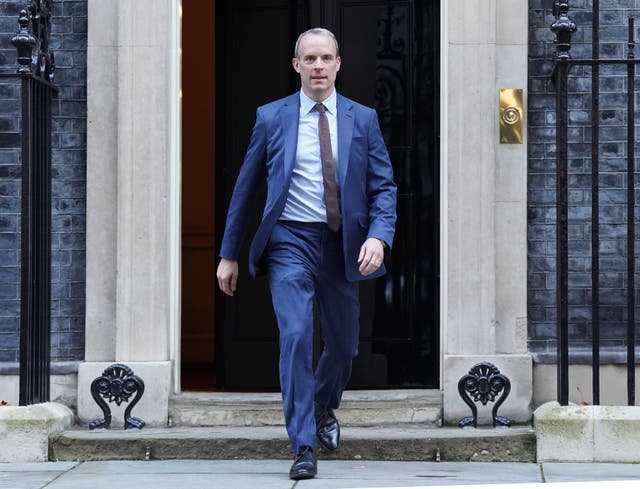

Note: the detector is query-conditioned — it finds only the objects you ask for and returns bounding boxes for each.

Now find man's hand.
[357,238,384,276]
[217,258,239,296]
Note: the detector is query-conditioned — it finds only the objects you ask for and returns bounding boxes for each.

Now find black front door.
[215,0,440,389]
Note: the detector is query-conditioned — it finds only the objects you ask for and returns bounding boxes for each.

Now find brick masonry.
[0,1,86,365]
[528,0,640,361]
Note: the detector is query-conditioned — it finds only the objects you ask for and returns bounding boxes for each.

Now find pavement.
[3,460,640,489]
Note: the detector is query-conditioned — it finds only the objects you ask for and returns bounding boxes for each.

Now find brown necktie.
[316,103,342,232]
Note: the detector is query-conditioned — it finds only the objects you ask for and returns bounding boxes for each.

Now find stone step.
[50,425,536,463]
[168,389,443,427]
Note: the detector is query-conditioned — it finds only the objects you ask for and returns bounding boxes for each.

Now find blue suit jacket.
[219,92,397,282]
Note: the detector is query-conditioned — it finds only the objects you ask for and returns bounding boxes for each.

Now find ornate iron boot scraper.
[89,364,145,430]
[458,362,511,428]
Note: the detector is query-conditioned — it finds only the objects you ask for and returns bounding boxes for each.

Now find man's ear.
[336,56,341,71]
[292,57,300,73]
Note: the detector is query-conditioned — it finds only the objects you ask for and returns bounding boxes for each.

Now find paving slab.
[542,462,640,483]
[0,462,77,472]
[297,461,542,488]
[0,472,60,489]
[0,462,77,489]
[46,460,293,489]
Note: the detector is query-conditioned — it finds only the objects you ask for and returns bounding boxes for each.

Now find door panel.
[216,0,299,388]
[216,0,439,389]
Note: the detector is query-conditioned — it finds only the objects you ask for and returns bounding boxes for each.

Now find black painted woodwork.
[215,0,440,389]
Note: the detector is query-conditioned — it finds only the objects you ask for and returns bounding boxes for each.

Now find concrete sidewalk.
[3,460,640,489]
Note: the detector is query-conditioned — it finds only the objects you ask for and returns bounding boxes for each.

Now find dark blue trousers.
[266,221,360,455]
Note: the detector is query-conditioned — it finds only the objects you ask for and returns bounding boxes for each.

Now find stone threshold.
[169,389,443,427]
[50,425,535,463]
[171,389,442,403]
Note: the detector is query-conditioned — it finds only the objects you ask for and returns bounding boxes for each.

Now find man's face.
[292,33,341,101]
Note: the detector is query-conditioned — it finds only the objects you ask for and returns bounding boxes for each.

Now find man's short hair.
[294,28,340,58]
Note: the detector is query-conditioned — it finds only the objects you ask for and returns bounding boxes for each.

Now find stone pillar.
[80,0,177,426]
[442,0,532,424]
[85,0,118,362]
[494,0,529,358]
[113,0,170,362]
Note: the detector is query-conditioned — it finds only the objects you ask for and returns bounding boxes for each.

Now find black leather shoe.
[289,446,317,480]
[315,402,340,451]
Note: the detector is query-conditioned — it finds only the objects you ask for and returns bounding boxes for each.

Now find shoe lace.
[297,445,313,459]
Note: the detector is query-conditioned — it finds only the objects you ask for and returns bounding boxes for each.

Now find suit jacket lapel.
[280,94,300,185]
[337,94,354,188]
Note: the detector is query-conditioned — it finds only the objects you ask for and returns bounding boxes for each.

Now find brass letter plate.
[499,88,523,144]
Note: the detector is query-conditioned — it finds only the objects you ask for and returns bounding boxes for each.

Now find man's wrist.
[376,238,387,249]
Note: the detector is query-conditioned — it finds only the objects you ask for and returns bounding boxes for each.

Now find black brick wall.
[0,1,86,364]
[0,0,21,363]
[528,0,640,360]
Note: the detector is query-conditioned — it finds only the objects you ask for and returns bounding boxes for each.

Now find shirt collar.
[300,89,337,115]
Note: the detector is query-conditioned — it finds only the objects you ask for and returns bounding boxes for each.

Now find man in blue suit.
[216,27,396,480]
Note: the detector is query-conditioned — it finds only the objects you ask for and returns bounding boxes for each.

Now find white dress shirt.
[280,89,339,223]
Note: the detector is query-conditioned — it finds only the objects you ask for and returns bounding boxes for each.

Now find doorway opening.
[181,0,440,391]
[181,0,216,390]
